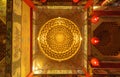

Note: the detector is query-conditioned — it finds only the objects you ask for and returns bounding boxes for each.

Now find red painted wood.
[26,72,33,77]
[24,0,36,10]
[84,0,93,9]
[92,11,120,16]
[92,63,120,68]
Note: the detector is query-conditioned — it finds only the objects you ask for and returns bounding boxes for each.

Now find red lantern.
[40,0,47,3]
[91,15,99,24]
[73,0,79,3]
[91,37,100,45]
[90,58,100,67]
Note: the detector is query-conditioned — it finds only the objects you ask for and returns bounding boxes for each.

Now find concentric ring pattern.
[38,17,81,61]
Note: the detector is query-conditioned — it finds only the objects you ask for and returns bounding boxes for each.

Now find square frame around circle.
[32,6,88,75]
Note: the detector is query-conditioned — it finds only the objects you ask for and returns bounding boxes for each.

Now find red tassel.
[23,0,36,10]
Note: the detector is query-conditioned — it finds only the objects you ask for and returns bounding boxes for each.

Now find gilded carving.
[38,17,82,62]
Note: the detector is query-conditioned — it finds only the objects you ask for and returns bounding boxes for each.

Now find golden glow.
[37,37,40,41]
[1,0,6,5]
[55,33,65,43]
[80,37,83,41]
[38,17,82,61]
[93,6,103,10]
[33,60,43,74]
[0,0,6,24]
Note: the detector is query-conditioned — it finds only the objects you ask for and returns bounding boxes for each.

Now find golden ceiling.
[38,17,82,62]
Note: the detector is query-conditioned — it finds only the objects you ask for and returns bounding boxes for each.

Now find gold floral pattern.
[38,17,81,61]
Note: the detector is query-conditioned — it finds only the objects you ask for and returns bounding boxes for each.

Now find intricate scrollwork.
[38,17,81,61]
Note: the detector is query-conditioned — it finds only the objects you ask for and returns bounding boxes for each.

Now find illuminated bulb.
[40,0,47,3]
[90,58,100,67]
[91,37,100,45]
[73,0,79,3]
[91,15,99,24]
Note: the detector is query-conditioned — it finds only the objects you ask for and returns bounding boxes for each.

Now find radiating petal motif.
[38,17,82,61]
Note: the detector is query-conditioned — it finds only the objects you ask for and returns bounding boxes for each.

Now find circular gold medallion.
[38,17,81,61]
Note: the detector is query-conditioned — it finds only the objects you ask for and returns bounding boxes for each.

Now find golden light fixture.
[38,17,82,62]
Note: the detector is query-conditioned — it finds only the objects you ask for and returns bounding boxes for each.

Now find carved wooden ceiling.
[32,0,120,6]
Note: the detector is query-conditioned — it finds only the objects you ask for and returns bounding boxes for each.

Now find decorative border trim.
[6,0,13,77]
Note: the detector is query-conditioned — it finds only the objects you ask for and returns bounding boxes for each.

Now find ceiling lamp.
[40,0,47,3]
[73,0,79,3]
[91,15,99,24]
[91,37,100,45]
[90,57,100,67]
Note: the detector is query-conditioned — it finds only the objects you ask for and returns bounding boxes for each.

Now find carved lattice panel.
[32,6,88,75]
